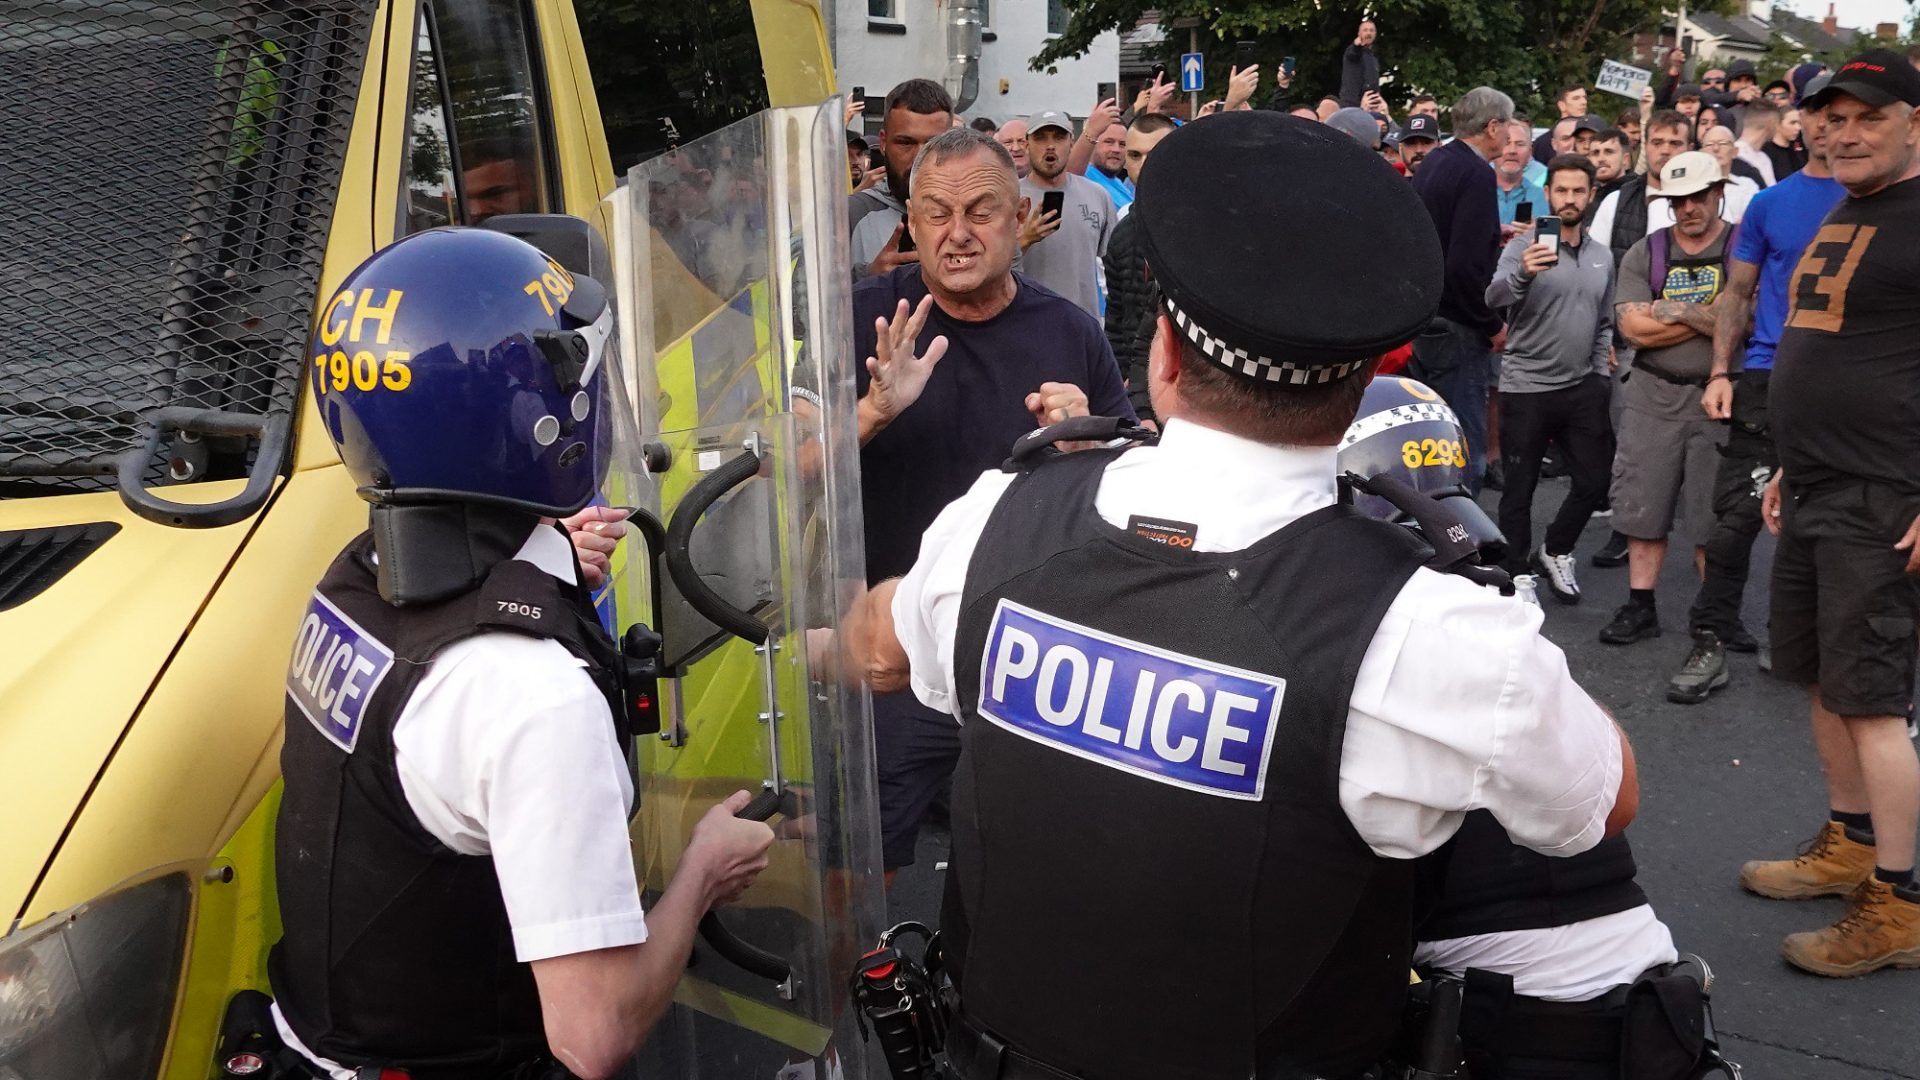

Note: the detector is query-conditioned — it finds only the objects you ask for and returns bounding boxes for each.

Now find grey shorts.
[1610,396,1726,547]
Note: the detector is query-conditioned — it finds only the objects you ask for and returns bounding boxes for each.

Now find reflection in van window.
[400,0,554,233]
[402,10,458,231]
[575,0,770,174]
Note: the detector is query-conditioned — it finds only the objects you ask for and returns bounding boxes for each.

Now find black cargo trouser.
[1688,370,1774,639]
[1497,374,1615,569]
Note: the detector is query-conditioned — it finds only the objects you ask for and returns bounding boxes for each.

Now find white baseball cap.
[1658,151,1725,198]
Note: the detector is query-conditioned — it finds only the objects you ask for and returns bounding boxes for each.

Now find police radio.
[850,922,951,1080]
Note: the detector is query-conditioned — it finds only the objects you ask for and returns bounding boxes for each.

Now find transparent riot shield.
[599,101,886,1078]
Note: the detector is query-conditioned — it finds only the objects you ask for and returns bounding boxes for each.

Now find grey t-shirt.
[1616,227,1731,418]
[1017,173,1115,317]
[849,181,906,279]
[1487,228,1616,394]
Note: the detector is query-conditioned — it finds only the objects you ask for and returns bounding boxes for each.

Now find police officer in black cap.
[852,111,1640,1079]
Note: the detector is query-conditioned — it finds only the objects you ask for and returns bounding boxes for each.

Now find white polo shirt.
[277,526,646,1077]
[890,418,1623,860]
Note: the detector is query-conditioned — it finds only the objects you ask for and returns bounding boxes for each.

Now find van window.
[575,0,771,174]
[400,0,556,234]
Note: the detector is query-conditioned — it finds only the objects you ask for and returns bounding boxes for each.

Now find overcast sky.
[1775,0,1913,33]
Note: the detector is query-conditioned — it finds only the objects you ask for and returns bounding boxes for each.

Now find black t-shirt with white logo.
[1771,176,1920,494]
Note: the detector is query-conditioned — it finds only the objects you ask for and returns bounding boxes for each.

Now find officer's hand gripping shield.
[598,102,885,1077]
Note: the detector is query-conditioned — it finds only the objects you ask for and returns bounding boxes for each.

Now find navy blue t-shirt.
[854,265,1134,584]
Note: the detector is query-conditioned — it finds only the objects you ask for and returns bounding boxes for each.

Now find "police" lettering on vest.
[977,600,1284,800]
[287,594,396,753]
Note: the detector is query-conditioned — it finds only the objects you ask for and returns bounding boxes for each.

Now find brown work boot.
[1740,821,1876,899]
[1782,878,1920,977]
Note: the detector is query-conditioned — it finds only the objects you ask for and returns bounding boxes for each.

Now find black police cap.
[1134,111,1442,385]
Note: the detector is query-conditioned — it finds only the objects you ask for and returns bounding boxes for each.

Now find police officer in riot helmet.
[1339,375,1509,571]
[270,229,774,1080]
[849,112,1639,1079]
[1340,381,1738,1080]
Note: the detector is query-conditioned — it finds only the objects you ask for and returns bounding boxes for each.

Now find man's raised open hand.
[859,296,949,443]
[1133,72,1174,115]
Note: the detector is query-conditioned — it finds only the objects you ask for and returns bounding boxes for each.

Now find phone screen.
[1041,190,1066,223]
[1514,200,1533,223]
[1281,56,1297,79]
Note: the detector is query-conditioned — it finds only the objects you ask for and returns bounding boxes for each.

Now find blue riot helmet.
[1338,375,1507,566]
[311,228,614,517]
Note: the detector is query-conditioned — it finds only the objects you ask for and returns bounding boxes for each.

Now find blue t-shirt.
[1496,177,1547,230]
[1086,168,1135,216]
[853,266,1135,584]
[1732,170,1845,370]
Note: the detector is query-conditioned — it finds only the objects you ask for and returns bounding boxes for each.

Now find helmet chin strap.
[369,502,543,606]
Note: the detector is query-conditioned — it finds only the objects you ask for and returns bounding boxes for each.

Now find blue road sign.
[1180,52,1205,93]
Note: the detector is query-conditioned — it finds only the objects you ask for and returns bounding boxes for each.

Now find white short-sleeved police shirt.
[276,527,645,1078]
[890,418,1623,860]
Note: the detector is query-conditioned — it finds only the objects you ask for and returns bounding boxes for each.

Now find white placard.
[1596,59,1652,101]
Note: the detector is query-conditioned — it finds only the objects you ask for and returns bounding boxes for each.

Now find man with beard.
[1397,113,1440,174]
[849,79,954,279]
[1019,111,1117,317]
[1600,152,1736,647]
[851,126,1133,887]
[1484,154,1617,601]
[1084,119,1134,215]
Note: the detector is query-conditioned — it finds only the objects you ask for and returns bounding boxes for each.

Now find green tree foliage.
[1034,0,1735,117]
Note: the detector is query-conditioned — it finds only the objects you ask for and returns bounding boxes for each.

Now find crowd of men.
[842,30,1920,1013]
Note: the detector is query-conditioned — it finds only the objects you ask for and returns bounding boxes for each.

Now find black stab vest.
[1419,813,1646,941]
[269,531,627,1077]
[947,448,1431,1080]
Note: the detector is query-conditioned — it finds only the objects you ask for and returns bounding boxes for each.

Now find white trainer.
[1531,548,1581,604]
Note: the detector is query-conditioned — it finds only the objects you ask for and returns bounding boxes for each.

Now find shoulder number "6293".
[1401,438,1466,469]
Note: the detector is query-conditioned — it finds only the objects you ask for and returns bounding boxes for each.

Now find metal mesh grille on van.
[0,1,379,494]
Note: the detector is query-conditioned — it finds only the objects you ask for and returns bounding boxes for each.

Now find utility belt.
[215,991,575,1080]
[1455,956,1741,1080]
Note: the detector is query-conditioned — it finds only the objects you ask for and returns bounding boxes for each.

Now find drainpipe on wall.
[945,0,982,113]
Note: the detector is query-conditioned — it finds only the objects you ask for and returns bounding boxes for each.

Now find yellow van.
[0,2,850,1076]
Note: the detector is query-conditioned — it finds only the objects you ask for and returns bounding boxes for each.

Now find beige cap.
[1658,151,1725,198]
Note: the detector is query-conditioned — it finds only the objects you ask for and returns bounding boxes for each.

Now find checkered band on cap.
[1337,400,1462,450]
[1164,296,1371,385]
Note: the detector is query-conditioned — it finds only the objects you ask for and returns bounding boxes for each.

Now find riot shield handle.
[698,784,797,995]
[664,441,771,645]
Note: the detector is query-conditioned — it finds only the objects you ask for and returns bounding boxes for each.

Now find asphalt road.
[885,477,1920,1079]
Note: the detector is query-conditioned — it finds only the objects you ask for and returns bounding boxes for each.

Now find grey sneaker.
[1668,629,1729,705]
[1530,548,1581,604]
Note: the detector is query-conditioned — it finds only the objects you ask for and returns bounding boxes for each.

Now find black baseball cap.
[1572,114,1607,134]
[1675,82,1704,101]
[1727,59,1757,82]
[1400,114,1441,142]
[1803,48,1920,111]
